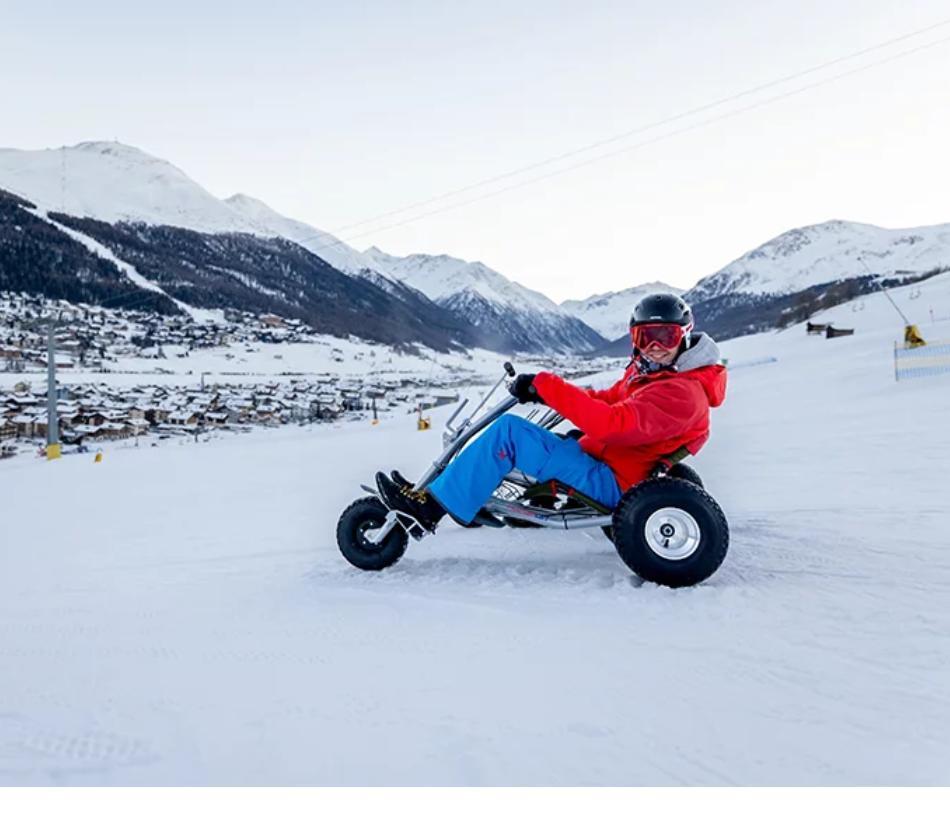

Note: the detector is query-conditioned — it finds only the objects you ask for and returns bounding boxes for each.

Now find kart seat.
[507,434,706,516]
[538,437,706,512]
[649,436,705,476]
[528,478,614,514]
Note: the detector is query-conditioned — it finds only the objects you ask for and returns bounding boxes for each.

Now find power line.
[311,17,950,241]
[10,21,949,320]
[305,32,950,257]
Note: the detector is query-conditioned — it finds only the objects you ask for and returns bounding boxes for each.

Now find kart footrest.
[524,480,613,514]
[470,508,506,528]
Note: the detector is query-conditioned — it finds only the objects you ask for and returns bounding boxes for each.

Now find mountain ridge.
[362,246,606,353]
[688,218,950,302]
[561,282,683,339]
[0,141,606,353]
[2,141,948,350]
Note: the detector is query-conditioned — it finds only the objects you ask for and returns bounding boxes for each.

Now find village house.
[203,411,229,427]
[37,353,75,369]
[1,291,477,451]
[167,410,199,428]
[11,414,38,439]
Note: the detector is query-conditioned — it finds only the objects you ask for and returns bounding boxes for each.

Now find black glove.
[509,373,542,404]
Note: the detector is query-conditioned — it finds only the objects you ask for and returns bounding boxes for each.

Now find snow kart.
[336,363,729,588]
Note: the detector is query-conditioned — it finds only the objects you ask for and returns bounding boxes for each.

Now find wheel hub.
[644,507,701,560]
[359,519,383,547]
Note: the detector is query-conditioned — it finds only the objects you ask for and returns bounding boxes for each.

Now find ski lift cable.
[857,256,910,324]
[303,33,950,257]
[13,25,948,321]
[323,17,950,238]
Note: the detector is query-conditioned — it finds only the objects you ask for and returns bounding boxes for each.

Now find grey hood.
[675,332,722,373]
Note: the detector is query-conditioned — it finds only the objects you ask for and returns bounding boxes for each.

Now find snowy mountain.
[0,141,604,354]
[0,143,503,351]
[0,142,380,276]
[362,247,605,354]
[688,219,950,302]
[0,185,477,352]
[587,219,950,354]
[0,142,263,235]
[561,282,683,339]
[223,193,373,277]
[676,219,950,344]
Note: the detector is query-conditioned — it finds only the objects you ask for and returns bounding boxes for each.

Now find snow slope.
[0,142,370,276]
[363,246,570,315]
[689,219,950,301]
[2,274,949,785]
[561,282,682,339]
[0,142,265,235]
[223,193,372,276]
[36,209,226,323]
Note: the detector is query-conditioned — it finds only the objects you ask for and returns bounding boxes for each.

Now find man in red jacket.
[376,293,727,530]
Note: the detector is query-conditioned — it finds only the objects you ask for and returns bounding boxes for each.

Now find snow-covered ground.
[1,276,949,785]
[0,340,595,393]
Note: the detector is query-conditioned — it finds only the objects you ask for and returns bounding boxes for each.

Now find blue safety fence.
[894,339,950,381]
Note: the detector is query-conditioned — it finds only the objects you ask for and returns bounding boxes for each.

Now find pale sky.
[3,0,949,302]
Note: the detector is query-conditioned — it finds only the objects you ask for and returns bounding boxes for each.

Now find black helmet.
[630,293,693,329]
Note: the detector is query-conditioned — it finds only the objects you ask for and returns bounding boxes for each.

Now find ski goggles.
[630,323,688,351]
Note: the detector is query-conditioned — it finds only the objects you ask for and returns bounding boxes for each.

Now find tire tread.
[611,477,728,587]
[336,496,408,571]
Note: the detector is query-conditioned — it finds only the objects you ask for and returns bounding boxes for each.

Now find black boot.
[390,469,413,488]
[375,472,446,532]
[391,470,503,528]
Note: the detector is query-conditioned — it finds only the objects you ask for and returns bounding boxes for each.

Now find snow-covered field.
[0,338,606,393]
[1,276,949,785]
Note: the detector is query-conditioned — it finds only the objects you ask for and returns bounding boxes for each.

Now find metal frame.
[364,363,614,543]
[482,498,612,529]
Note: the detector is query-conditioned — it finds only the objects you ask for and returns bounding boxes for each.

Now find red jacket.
[532,335,727,491]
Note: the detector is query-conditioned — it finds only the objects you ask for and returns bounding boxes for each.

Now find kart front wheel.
[611,478,728,587]
[336,496,408,571]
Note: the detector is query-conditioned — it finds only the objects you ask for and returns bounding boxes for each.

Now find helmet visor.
[631,323,686,351]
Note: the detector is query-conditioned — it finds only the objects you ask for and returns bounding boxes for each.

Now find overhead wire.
[302,31,950,258]
[10,19,950,319]
[325,17,950,237]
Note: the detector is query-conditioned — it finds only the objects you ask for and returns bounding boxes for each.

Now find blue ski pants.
[428,414,622,524]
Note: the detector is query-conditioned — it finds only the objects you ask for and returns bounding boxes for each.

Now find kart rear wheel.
[668,462,703,488]
[611,477,728,587]
[336,496,408,571]
[601,464,703,544]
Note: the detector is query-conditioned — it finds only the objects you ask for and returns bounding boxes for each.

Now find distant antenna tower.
[60,146,66,212]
